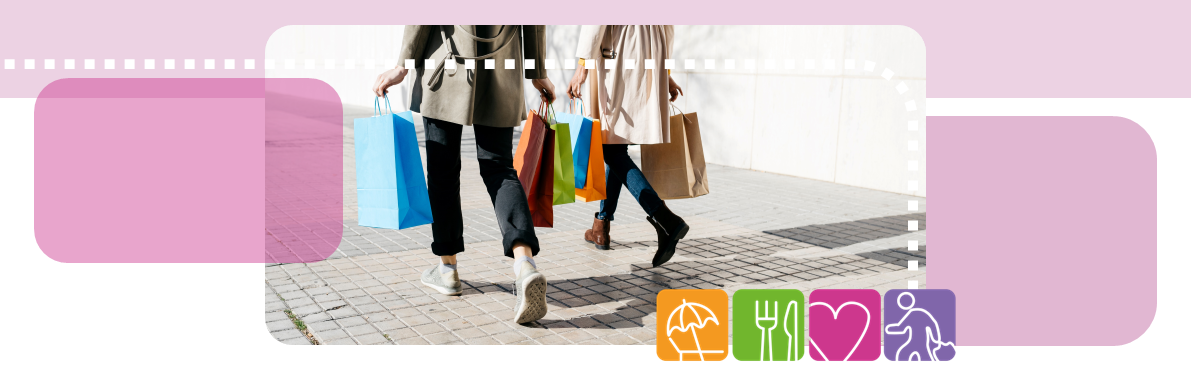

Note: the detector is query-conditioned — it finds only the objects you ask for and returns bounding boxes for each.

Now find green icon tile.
[732,289,805,361]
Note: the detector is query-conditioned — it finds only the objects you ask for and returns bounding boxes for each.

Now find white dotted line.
[2,58,916,72]
[1,58,258,70]
[794,57,921,289]
[869,61,924,290]
[11,53,926,288]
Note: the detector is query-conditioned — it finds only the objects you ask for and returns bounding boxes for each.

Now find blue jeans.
[598,144,664,221]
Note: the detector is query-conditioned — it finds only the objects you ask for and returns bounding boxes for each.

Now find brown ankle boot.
[584,213,611,250]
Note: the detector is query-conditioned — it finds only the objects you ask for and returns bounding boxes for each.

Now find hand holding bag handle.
[568,96,587,119]
[373,93,395,117]
[537,96,560,127]
[375,90,420,117]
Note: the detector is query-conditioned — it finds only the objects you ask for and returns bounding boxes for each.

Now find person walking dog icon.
[883,291,957,361]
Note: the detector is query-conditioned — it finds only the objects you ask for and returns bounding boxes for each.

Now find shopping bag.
[641,104,710,200]
[548,105,576,205]
[354,95,434,229]
[574,117,607,202]
[514,103,555,227]
[555,99,593,189]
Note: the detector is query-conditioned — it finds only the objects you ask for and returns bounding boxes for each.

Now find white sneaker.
[420,264,462,296]
[511,261,548,324]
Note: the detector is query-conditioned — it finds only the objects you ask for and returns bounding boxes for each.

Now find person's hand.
[568,66,588,99]
[532,78,556,104]
[668,76,684,102]
[372,67,408,98]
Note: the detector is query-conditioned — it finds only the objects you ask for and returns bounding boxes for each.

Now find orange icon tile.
[656,289,729,361]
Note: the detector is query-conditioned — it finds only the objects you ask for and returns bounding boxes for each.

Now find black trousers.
[424,117,539,258]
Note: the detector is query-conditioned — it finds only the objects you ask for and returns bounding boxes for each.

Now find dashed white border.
[827,58,924,286]
[6,55,926,285]
[869,62,925,286]
[1,57,926,74]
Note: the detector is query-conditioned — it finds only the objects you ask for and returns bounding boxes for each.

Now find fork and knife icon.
[755,300,800,361]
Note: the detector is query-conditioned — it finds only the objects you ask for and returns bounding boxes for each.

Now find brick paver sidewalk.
[265,106,926,345]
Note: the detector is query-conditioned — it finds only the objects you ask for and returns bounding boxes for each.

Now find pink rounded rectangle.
[931,116,1157,346]
[35,78,342,263]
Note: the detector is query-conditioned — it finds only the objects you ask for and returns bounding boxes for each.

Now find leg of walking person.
[597,162,624,221]
[584,146,627,250]
[601,144,664,216]
[419,117,464,296]
[585,143,689,267]
[473,124,548,324]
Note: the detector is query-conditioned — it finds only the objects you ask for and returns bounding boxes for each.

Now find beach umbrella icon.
[665,299,723,361]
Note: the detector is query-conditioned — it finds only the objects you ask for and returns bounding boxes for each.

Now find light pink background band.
[931,116,1157,346]
[2,1,1190,98]
[21,3,1169,345]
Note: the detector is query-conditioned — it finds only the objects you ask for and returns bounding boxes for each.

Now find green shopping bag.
[546,105,575,205]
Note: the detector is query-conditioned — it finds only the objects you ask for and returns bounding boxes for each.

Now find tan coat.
[399,25,547,128]
[576,25,674,145]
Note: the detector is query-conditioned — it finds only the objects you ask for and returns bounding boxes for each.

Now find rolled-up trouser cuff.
[431,240,465,257]
[502,230,540,258]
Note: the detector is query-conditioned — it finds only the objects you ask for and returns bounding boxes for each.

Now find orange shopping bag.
[575,118,606,202]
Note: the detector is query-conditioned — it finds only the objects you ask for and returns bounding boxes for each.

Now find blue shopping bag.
[354,95,433,229]
[555,99,594,189]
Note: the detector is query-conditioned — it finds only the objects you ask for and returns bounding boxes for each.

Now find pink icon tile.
[808,289,882,361]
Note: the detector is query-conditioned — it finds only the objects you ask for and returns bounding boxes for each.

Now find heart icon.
[808,301,872,361]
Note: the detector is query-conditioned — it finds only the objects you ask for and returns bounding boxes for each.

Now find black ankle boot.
[647,203,689,267]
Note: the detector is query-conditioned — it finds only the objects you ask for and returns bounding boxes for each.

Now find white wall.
[266,25,926,197]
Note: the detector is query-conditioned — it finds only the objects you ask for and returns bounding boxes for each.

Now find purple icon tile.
[883,289,957,361]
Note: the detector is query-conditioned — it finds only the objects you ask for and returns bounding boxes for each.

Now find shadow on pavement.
[461,213,927,329]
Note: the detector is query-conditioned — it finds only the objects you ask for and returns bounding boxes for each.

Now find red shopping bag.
[514,103,555,227]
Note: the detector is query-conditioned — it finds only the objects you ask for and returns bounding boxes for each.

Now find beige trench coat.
[575,25,674,145]
[399,25,547,128]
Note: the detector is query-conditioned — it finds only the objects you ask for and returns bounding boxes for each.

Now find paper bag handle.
[668,102,686,116]
[374,94,395,116]
[568,97,586,117]
[669,102,692,123]
[543,102,559,124]
[535,90,559,124]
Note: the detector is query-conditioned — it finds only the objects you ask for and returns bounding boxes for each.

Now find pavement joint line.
[267,281,320,345]
[285,256,396,345]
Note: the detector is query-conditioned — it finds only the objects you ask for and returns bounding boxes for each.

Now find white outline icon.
[750,300,802,361]
[755,301,778,361]
[808,301,871,361]
[666,299,722,361]
[783,300,800,361]
[883,292,956,361]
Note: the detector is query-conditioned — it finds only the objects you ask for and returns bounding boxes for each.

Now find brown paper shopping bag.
[641,105,709,200]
